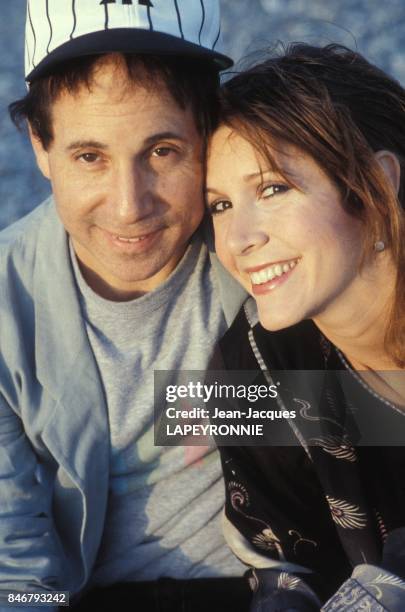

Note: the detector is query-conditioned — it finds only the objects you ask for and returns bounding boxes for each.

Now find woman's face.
[207,126,365,331]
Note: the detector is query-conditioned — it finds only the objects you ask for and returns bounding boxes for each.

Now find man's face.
[31,57,204,299]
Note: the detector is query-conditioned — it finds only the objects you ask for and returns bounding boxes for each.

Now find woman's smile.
[245,258,300,294]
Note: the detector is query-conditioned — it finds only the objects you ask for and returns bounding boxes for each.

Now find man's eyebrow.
[143,131,189,147]
[66,140,108,151]
[66,132,189,153]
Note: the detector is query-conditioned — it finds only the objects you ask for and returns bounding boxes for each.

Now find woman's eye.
[261,184,289,198]
[209,200,232,216]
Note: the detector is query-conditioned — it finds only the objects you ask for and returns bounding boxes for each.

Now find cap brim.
[26,29,233,82]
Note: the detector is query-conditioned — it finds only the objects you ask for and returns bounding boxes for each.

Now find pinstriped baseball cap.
[25,0,232,83]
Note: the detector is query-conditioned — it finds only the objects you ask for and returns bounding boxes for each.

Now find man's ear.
[28,123,51,180]
[374,150,401,195]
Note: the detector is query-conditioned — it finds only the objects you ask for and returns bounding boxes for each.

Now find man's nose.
[225,206,269,256]
[113,163,155,223]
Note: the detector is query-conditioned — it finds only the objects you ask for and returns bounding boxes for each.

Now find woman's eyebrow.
[205,187,223,195]
[243,170,270,181]
[205,169,286,194]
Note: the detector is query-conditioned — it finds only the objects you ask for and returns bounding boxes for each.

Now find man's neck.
[71,238,190,302]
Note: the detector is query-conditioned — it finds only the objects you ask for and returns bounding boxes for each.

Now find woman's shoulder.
[219,301,330,370]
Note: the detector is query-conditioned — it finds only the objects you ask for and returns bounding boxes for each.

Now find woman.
[207,44,405,610]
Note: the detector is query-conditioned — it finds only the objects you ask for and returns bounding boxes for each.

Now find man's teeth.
[115,235,147,243]
[249,260,298,285]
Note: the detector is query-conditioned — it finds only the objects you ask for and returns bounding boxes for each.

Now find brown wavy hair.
[219,43,405,366]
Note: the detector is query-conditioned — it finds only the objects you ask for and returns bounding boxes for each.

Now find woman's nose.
[225,206,269,256]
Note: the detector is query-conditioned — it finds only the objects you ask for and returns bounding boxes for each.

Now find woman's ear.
[28,123,51,180]
[374,150,401,195]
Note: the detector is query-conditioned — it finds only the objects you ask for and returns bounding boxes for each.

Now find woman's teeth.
[249,259,298,285]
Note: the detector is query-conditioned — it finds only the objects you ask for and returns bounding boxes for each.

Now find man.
[0,1,249,610]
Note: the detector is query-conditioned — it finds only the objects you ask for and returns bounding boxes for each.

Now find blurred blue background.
[1,0,405,229]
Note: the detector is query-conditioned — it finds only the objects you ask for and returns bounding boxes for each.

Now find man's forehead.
[68,53,170,96]
[52,86,190,126]
[48,67,198,146]
[52,55,181,112]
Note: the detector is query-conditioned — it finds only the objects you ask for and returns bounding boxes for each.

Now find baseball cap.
[25,0,233,83]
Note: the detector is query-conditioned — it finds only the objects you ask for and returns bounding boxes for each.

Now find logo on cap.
[100,0,154,6]
[25,0,232,82]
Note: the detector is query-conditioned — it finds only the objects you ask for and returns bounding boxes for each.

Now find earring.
[374,240,385,252]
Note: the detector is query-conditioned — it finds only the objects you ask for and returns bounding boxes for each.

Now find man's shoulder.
[0,197,54,252]
[0,197,63,327]
[0,197,82,401]
[0,198,62,283]
[201,217,247,327]
[0,201,57,398]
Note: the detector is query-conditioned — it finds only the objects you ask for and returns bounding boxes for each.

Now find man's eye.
[152,147,174,158]
[261,184,289,198]
[78,153,100,164]
[208,200,232,216]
